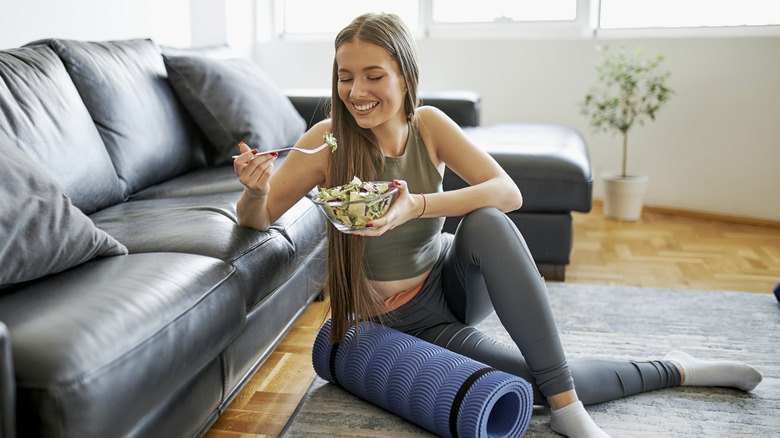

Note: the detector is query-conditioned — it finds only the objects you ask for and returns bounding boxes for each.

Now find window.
[426,0,587,38]
[599,0,780,29]
[278,0,418,36]
[431,0,578,23]
[273,0,780,39]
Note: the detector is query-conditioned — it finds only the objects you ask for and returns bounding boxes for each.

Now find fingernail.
[393,179,401,186]
[251,149,258,155]
[238,142,247,148]
[366,223,373,228]
[270,152,278,157]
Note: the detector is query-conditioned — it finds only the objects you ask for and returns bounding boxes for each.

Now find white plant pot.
[601,171,649,221]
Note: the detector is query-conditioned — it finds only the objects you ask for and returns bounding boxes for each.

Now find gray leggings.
[381,208,680,406]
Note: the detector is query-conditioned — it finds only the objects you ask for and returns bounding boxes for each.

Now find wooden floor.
[568,203,780,294]
[204,204,780,437]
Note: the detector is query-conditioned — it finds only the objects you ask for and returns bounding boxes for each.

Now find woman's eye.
[368,76,384,81]
[338,77,353,83]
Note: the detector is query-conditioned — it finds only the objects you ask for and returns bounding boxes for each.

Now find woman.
[234,12,761,438]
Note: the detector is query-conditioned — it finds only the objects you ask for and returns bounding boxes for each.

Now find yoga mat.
[312,319,533,438]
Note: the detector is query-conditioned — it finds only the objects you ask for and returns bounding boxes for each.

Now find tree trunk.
[621,131,628,178]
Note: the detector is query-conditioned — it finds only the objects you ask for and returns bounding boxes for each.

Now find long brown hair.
[325,12,420,342]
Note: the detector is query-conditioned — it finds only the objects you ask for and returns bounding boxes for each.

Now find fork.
[232,143,329,159]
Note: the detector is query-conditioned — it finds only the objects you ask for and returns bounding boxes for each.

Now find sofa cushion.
[0,132,128,289]
[89,189,326,310]
[47,39,209,196]
[0,44,123,213]
[0,253,244,438]
[163,55,306,165]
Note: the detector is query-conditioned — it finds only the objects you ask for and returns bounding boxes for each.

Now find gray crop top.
[363,123,445,281]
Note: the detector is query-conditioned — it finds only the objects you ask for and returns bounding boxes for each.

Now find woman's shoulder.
[414,105,461,129]
[286,119,332,178]
[415,105,447,122]
[296,119,335,150]
[412,106,461,169]
[413,105,460,140]
[309,119,333,138]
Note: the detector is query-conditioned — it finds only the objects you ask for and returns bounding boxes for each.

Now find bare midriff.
[370,267,432,301]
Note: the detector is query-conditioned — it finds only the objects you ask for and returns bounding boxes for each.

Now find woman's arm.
[417,105,522,218]
[234,121,331,231]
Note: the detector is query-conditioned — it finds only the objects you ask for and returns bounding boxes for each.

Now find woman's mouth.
[353,102,378,112]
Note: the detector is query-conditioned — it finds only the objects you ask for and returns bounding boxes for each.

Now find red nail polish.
[270,152,278,157]
[393,179,401,186]
[366,223,373,228]
[238,142,247,148]
[251,149,258,155]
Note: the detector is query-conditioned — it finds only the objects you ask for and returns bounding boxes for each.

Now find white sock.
[664,350,762,391]
[550,401,611,438]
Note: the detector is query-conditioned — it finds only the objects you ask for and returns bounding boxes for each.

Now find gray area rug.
[281,283,780,437]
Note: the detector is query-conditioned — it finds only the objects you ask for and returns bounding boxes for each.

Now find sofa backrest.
[0,45,124,214]
[46,39,210,197]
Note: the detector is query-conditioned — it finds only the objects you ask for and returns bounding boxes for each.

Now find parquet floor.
[568,204,780,294]
[204,204,780,437]
[203,301,330,438]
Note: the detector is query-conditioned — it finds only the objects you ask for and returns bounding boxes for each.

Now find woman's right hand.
[233,142,278,199]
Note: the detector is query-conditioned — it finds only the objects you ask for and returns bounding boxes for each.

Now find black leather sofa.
[0,37,591,438]
[287,89,593,280]
[0,39,327,438]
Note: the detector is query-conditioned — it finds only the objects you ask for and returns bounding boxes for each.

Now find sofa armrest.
[0,321,15,438]
[285,88,481,129]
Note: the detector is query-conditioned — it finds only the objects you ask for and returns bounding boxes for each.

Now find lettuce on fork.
[323,131,338,153]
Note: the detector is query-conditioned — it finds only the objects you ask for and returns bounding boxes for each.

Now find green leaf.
[577,45,675,174]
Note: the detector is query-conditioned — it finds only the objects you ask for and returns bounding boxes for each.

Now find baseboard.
[591,199,780,229]
[538,263,566,282]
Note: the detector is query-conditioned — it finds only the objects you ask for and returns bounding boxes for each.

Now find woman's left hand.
[359,179,422,237]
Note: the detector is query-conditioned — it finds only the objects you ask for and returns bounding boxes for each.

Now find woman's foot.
[664,350,762,391]
[550,400,611,438]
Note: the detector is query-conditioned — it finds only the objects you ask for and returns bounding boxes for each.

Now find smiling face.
[336,39,408,131]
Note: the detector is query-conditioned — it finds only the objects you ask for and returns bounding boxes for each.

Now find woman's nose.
[350,77,367,97]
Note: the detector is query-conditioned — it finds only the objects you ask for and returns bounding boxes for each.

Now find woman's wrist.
[243,186,268,200]
[415,193,427,219]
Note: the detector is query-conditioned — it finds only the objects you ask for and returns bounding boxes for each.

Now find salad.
[323,131,338,153]
[315,177,395,229]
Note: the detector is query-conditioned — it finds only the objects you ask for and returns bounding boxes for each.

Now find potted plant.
[579,45,674,220]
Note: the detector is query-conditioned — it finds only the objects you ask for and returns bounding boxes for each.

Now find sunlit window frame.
[271,0,422,40]
[422,0,594,39]
[269,0,780,40]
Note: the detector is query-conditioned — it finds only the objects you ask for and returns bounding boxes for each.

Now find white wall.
[0,0,193,49]
[1,1,778,221]
[254,36,780,222]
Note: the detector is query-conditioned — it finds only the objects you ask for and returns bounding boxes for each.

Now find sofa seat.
[0,253,244,438]
[91,181,326,311]
[129,166,246,200]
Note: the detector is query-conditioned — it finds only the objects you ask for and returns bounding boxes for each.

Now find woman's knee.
[457,207,506,234]
[453,207,536,278]
[456,207,523,244]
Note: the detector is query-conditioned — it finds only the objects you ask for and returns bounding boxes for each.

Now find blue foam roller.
[312,319,534,438]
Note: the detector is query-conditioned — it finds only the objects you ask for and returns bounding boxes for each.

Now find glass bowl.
[311,181,398,234]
